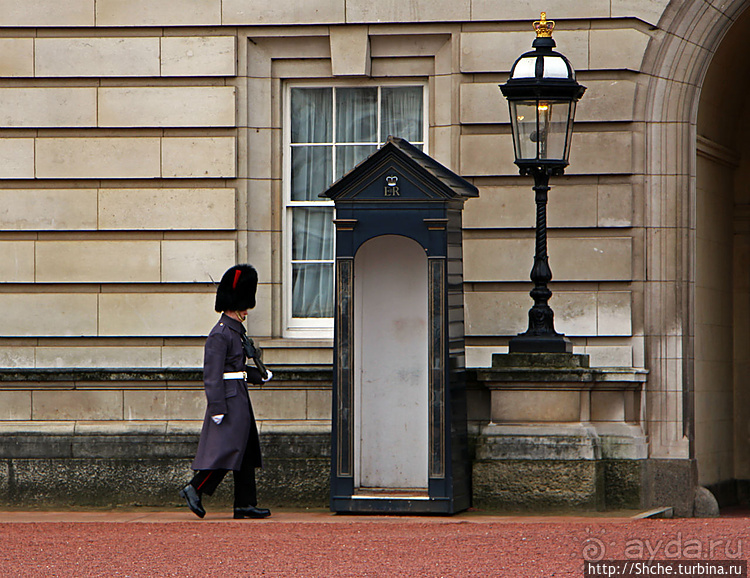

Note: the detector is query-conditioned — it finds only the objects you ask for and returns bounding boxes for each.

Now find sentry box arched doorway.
[322,137,477,514]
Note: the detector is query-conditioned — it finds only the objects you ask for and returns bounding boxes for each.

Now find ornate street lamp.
[500,12,586,353]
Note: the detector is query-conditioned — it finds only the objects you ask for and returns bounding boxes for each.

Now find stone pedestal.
[473,353,648,511]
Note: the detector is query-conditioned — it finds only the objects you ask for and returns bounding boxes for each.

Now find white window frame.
[282,80,429,338]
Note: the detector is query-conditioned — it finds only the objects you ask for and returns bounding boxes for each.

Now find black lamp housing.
[500,14,586,176]
[498,14,587,354]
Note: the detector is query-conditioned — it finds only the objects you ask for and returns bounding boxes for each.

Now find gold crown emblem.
[533,12,555,38]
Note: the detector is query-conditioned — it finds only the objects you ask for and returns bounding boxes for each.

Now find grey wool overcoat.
[191,314,263,471]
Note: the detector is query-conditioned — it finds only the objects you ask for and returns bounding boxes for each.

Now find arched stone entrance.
[641,0,750,511]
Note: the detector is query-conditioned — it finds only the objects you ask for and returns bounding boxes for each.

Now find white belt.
[223,371,247,380]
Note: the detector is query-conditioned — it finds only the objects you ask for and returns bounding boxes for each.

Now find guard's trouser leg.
[233,449,258,508]
[190,469,227,497]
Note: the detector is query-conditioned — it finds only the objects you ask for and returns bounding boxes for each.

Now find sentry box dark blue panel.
[322,137,477,514]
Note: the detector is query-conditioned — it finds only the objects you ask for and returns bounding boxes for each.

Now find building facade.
[0,0,746,515]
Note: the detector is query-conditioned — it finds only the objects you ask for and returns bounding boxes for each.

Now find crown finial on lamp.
[533,12,555,38]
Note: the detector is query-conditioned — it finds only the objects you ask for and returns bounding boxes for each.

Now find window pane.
[291,88,332,143]
[336,87,377,143]
[292,207,334,260]
[287,84,425,325]
[291,146,332,201]
[292,263,334,318]
[381,86,423,143]
[335,145,377,180]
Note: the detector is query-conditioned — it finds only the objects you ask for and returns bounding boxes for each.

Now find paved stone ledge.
[0,366,333,385]
[0,419,331,437]
[473,365,648,387]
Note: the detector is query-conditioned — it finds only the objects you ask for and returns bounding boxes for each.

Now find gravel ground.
[1,511,748,577]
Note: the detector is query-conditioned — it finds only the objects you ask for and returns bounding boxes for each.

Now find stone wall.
[0,1,657,374]
[0,424,331,509]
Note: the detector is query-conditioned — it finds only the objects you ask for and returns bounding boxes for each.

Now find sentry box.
[321,137,477,514]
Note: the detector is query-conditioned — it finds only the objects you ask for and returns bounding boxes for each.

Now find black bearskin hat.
[215,264,258,312]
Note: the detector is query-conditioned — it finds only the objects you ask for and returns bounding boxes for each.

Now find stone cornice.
[0,366,333,383]
[696,135,740,168]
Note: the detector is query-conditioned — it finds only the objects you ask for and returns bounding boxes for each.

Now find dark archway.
[695,5,750,501]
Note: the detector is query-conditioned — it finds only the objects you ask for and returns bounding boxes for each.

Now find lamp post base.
[509,298,572,354]
[508,333,572,354]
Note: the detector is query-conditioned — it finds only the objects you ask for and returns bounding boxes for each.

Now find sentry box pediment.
[322,137,477,515]
[322,136,478,204]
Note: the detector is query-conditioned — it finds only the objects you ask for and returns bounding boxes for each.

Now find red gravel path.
[1,512,748,577]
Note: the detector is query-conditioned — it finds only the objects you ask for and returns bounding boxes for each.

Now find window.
[284,83,426,334]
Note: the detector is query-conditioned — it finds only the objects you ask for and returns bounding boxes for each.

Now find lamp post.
[500,12,586,354]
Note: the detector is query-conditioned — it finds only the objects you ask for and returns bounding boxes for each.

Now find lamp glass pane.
[564,100,578,160]
[511,56,537,79]
[539,100,573,162]
[510,100,539,161]
[542,56,570,79]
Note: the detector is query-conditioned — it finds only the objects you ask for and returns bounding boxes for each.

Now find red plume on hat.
[215,264,258,312]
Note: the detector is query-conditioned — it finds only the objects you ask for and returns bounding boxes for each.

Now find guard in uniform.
[179,264,272,519]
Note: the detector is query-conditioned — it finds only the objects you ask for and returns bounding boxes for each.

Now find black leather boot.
[233,506,271,519]
[179,484,206,518]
